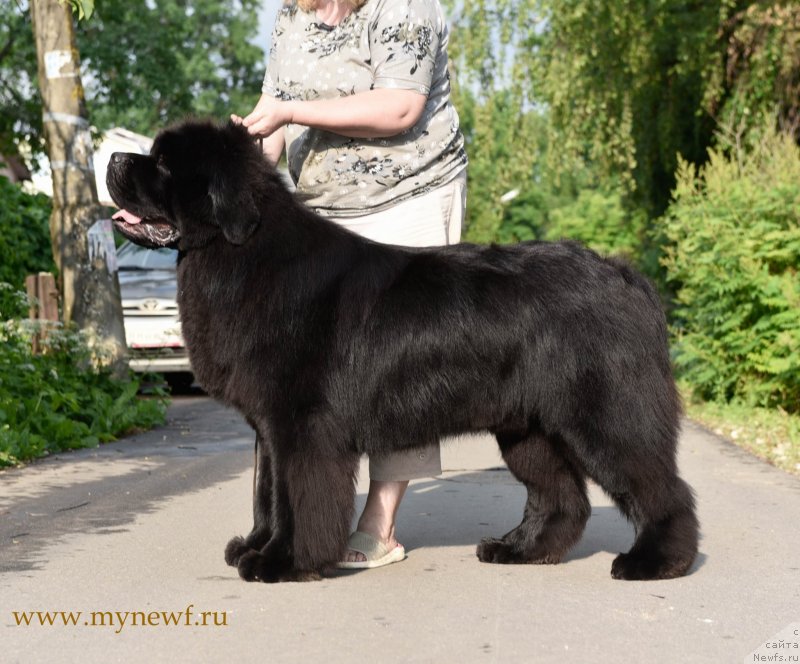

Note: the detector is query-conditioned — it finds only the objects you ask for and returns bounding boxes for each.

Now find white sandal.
[336,531,407,569]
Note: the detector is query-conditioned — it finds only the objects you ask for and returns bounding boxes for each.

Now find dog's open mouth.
[112,209,181,249]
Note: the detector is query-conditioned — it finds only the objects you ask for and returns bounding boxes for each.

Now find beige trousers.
[330,170,467,480]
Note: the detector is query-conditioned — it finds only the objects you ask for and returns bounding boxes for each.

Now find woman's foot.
[344,479,408,563]
[337,531,405,569]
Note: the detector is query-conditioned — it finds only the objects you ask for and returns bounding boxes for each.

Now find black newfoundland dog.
[108,120,698,583]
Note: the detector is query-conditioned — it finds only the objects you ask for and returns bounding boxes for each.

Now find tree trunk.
[29,0,128,374]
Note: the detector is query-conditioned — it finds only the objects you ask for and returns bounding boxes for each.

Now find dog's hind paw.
[476,537,521,564]
[610,551,693,581]
[224,536,253,567]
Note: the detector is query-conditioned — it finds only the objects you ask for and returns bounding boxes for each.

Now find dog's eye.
[156,154,170,173]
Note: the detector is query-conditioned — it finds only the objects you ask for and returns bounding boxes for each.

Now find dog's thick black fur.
[107,120,699,583]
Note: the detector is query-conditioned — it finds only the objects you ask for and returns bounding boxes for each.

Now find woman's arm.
[234,88,428,140]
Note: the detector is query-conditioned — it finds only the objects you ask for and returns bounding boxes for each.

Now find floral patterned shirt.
[263,0,468,217]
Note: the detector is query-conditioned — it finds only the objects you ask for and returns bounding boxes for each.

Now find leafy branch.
[59,0,94,20]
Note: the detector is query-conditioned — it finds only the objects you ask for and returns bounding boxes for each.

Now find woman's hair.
[291,0,368,11]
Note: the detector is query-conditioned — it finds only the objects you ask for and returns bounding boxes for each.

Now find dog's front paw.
[237,550,271,582]
[225,536,254,567]
[236,550,321,583]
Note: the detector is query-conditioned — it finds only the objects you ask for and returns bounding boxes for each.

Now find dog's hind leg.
[604,469,698,581]
[477,431,590,565]
[225,429,273,567]
[565,424,699,580]
[236,447,360,582]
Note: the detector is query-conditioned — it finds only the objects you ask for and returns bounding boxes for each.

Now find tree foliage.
[0,0,265,157]
[0,0,40,157]
[529,0,800,218]
[530,0,724,218]
[706,2,800,147]
[443,0,542,242]
[78,0,265,136]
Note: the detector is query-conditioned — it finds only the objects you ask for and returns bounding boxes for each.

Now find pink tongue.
[112,209,142,224]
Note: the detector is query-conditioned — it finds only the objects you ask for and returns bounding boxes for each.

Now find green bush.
[662,131,800,412]
[496,182,659,282]
[0,283,168,467]
[544,187,647,260]
[0,176,55,288]
[495,187,550,244]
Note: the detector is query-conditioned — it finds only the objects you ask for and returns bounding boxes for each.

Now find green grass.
[683,386,800,475]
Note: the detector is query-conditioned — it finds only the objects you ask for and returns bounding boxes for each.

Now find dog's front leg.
[235,444,360,583]
[225,429,274,567]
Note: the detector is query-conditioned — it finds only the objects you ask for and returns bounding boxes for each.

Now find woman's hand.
[231,94,296,138]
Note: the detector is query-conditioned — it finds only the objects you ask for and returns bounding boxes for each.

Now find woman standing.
[233,0,467,568]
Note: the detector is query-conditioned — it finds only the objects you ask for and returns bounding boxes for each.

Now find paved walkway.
[1,397,798,663]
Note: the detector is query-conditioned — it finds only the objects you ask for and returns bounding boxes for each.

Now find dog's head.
[107,120,264,249]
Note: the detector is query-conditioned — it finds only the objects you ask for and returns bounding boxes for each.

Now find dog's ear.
[209,171,259,245]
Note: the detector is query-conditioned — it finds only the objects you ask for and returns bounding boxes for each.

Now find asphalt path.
[1,396,798,663]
